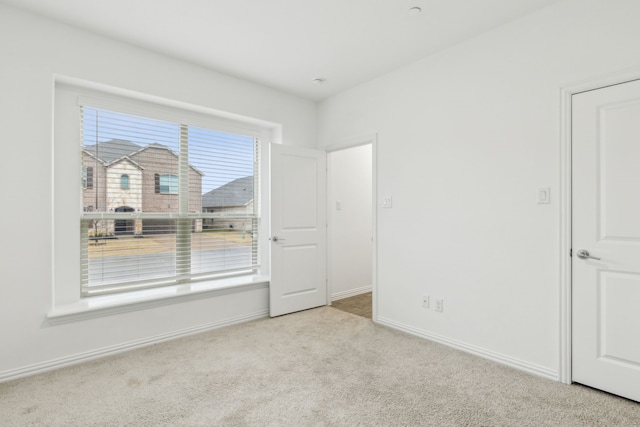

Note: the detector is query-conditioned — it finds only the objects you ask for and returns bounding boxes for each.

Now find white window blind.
[80,106,260,296]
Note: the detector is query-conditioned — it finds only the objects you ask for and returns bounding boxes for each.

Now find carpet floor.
[1,307,639,426]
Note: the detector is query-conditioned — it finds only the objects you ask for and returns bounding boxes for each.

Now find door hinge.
[569,248,572,257]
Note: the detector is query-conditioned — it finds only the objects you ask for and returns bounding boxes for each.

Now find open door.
[572,78,640,402]
[270,144,327,317]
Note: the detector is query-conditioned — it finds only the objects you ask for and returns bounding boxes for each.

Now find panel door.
[270,144,327,317]
[572,79,640,402]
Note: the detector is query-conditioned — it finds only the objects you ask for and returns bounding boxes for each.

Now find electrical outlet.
[422,295,430,309]
[435,298,444,313]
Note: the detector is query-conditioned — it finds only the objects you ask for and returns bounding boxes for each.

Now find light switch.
[336,200,342,211]
[537,187,550,204]
[382,197,393,208]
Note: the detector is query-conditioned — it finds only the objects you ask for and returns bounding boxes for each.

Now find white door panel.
[270,144,326,317]
[572,79,640,402]
[281,155,319,229]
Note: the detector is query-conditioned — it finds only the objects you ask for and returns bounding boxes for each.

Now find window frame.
[53,81,273,312]
[120,174,129,190]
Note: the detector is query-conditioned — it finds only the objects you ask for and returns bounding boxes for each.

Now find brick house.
[83,139,203,235]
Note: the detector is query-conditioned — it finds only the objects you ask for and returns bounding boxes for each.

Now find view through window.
[80,106,260,295]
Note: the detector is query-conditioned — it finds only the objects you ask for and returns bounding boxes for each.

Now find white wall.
[328,144,372,301]
[318,0,640,378]
[0,4,316,379]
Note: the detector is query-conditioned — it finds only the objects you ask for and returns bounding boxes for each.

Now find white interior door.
[572,78,640,402]
[270,144,327,317]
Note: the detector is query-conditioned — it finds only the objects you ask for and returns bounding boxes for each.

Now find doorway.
[331,292,372,319]
[327,142,374,318]
[568,77,640,402]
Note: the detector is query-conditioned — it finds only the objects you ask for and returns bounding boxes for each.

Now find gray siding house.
[202,176,254,231]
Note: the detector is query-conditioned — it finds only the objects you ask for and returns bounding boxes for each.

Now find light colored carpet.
[1,307,639,426]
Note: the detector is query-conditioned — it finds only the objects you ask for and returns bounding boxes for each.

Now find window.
[87,167,94,189]
[80,105,260,296]
[82,166,94,189]
[157,174,178,194]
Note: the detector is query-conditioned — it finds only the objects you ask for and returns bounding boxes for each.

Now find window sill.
[47,275,270,325]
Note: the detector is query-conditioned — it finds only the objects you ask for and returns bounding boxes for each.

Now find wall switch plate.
[537,187,550,204]
[336,200,342,211]
[435,298,444,312]
[382,197,393,208]
[422,295,430,309]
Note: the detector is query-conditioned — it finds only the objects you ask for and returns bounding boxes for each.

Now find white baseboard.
[0,309,269,383]
[331,285,372,302]
[376,316,558,381]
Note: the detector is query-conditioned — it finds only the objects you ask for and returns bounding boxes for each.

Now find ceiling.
[1,0,562,101]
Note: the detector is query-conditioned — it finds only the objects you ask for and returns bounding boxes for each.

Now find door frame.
[559,69,640,384]
[325,134,378,321]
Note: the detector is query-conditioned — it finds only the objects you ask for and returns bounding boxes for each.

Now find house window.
[158,174,178,194]
[80,105,260,297]
[82,166,94,189]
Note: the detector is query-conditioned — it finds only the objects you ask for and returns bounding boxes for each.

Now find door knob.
[576,249,601,261]
[270,236,285,242]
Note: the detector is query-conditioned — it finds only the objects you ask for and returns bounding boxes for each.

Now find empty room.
[1,0,640,425]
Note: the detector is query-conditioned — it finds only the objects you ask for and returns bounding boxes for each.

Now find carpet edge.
[0,309,269,383]
[377,316,559,381]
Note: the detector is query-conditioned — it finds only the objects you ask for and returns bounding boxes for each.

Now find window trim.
[47,277,270,325]
[53,80,273,315]
[76,94,265,140]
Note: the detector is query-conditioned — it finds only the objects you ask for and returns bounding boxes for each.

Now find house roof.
[83,139,203,175]
[202,176,254,208]
[83,139,141,163]
[109,156,144,171]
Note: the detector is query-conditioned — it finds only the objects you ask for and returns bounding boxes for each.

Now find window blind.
[80,106,260,296]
